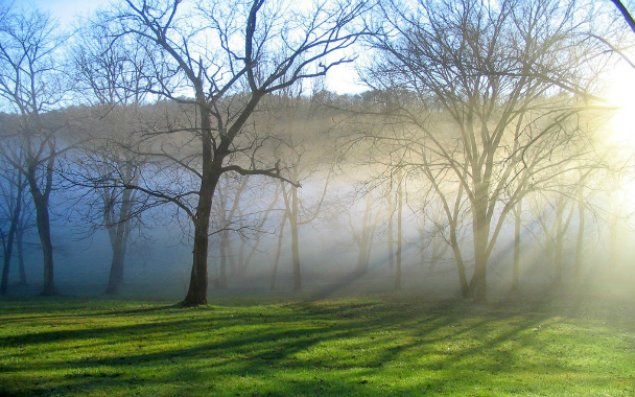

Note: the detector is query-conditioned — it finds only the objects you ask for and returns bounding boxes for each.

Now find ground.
[0,295,634,396]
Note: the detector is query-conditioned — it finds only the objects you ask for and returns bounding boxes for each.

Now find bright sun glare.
[605,64,635,148]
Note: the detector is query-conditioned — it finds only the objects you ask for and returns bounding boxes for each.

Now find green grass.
[0,296,634,396]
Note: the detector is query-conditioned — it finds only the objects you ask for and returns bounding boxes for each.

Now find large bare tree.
[107,0,370,305]
[368,0,599,301]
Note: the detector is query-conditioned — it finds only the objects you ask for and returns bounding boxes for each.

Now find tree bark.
[33,194,55,295]
[25,152,56,296]
[469,183,490,303]
[183,175,217,306]
[183,107,220,306]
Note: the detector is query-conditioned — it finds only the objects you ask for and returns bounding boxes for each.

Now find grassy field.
[0,295,634,396]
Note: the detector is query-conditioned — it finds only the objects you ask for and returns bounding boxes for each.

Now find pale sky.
[19,0,366,94]
[29,0,110,25]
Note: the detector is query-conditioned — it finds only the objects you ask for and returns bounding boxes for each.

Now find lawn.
[0,296,634,396]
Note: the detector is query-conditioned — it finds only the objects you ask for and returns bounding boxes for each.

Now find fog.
[1,0,635,306]
[6,106,635,303]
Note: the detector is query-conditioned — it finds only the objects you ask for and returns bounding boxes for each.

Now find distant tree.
[348,192,380,275]
[69,17,154,295]
[0,8,67,295]
[368,0,600,301]
[212,174,248,289]
[276,148,331,292]
[0,157,27,294]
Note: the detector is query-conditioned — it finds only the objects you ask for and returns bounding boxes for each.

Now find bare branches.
[611,0,635,36]
[221,162,300,188]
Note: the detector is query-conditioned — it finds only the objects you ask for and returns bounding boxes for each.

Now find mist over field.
[0,0,634,305]
[4,92,635,303]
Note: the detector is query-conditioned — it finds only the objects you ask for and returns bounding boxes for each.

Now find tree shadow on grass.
[1,299,620,397]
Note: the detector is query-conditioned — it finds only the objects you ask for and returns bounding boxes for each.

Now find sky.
[23,0,367,95]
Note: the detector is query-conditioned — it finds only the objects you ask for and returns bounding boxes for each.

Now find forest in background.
[1,0,635,305]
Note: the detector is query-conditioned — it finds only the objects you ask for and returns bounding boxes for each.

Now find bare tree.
[349,192,380,274]
[106,0,370,305]
[0,158,27,294]
[69,16,157,294]
[368,0,599,302]
[611,0,635,35]
[0,8,67,295]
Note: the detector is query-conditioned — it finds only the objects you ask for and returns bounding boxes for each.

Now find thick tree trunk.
[25,146,56,296]
[184,183,215,305]
[469,184,490,303]
[0,235,13,294]
[183,106,220,306]
[33,196,55,295]
[448,220,469,297]
[290,185,302,292]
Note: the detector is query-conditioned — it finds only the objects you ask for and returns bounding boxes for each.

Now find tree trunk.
[290,185,302,292]
[553,199,565,287]
[183,106,219,306]
[105,228,127,294]
[609,213,619,270]
[24,144,56,296]
[511,200,522,292]
[33,195,55,295]
[394,177,403,290]
[16,228,27,285]
[217,230,229,289]
[450,185,469,297]
[270,217,286,291]
[469,184,489,303]
[0,187,21,294]
[0,233,12,294]
[355,195,375,274]
[573,194,585,284]
[386,181,394,269]
[184,177,216,305]
[105,187,133,295]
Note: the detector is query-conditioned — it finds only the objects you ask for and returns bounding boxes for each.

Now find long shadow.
[5,299,617,397]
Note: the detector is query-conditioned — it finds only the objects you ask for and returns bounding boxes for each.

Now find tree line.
[0,0,633,305]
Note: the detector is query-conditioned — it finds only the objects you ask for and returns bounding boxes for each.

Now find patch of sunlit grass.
[0,297,634,396]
